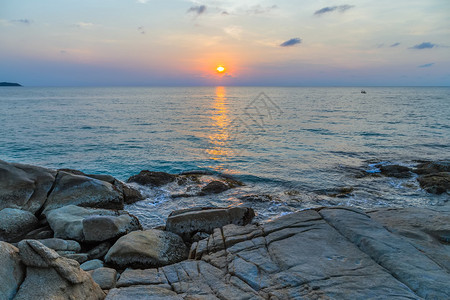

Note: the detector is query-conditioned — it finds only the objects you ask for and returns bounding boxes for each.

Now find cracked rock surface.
[109,207,450,299]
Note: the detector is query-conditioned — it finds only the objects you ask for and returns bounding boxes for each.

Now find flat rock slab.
[111,207,450,299]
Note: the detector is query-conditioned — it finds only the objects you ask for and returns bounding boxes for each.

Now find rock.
[22,226,54,240]
[0,208,39,242]
[46,205,141,242]
[166,207,255,241]
[15,239,105,299]
[127,170,176,187]
[378,164,412,178]
[81,259,104,271]
[38,238,81,253]
[44,171,124,213]
[87,241,112,260]
[91,267,117,290]
[0,242,25,300]
[104,229,188,269]
[417,172,450,194]
[200,180,229,195]
[116,268,169,288]
[414,160,450,174]
[63,253,89,263]
[0,160,56,214]
[106,285,182,300]
[120,183,144,204]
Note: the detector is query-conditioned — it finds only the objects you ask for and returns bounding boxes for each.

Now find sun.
[216,65,225,73]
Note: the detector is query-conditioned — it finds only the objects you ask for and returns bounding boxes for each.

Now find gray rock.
[199,180,230,195]
[379,164,412,178]
[106,285,182,300]
[166,206,255,241]
[414,160,450,174]
[63,253,89,264]
[22,226,54,240]
[0,242,25,300]
[87,241,112,260]
[417,172,450,194]
[15,239,105,299]
[38,238,81,252]
[0,208,39,242]
[91,267,117,290]
[46,205,141,242]
[117,268,168,287]
[81,259,104,271]
[0,160,56,214]
[104,229,188,269]
[119,182,144,204]
[127,170,176,187]
[44,171,124,213]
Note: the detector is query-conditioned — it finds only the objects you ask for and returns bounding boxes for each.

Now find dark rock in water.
[0,82,21,87]
[239,194,274,202]
[0,208,39,242]
[417,172,450,194]
[199,180,229,195]
[414,160,450,175]
[316,187,355,198]
[0,242,25,300]
[104,229,188,269]
[378,164,412,178]
[120,183,144,204]
[179,170,214,176]
[165,207,255,241]
[127,170,176,187]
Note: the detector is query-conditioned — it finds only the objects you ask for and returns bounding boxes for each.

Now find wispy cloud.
[187,5,207,16]
[390,42,400,47]
[314,5,354,16]
[75,22,94,28]
[246,5,278,15]
[138,26,145,34]
[418,63,434,68]
[280,38,302,47]
[410,42,437,49]
[11,19,32,25]
[224,25,242,39]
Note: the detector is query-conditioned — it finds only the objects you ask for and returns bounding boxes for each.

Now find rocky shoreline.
[1,159,449,299]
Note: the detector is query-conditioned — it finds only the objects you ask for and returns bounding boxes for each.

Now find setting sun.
[216,66,225,73]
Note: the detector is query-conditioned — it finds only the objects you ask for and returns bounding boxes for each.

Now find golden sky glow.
[216,66,225,73]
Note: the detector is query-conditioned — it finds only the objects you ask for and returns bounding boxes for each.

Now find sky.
[1,0,449,86]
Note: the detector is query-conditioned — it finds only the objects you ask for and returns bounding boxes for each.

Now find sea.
[1,86,449,228]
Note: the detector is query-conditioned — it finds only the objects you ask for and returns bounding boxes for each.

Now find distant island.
[0,82,22,86]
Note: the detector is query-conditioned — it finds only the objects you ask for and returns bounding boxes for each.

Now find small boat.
[361,90,367,94]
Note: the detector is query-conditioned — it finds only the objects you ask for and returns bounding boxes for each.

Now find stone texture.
[199,180,230,195]
[81,259,104,271]
[417,172,450,194]
[0,160,56,214]
[166,206,255,241]
[91,267,117,290]
[116,268,169,288]
[38,238,81,253]
[0,208,39,242]
[15,239,105,299]
[127,170,176,187]
[87,241,112,260]
[414,160,450,174]
[0,242,25,300]
[104,229,188,269]
[44,171,124,213]
[46,205,141,242]
[106,285,182,300]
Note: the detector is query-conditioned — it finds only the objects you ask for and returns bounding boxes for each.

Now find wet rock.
[417,172,449,194]
[378,164,412,178]
[16,239,105,299]
[91,267,117,290]
[104,229,188,269]
[166,207,255,241]
[0,208,39,242]
[44,171,124,213]
[414,160,450,175]
[199,180,229,195]
[127,170,176,187]
[0,242,25,300]
[0,160,56,214]
[239,194,273,202]
[81,259,104,271]
[120,183,144,204]
[46,205,141,242]
[38,238,81,253]
[106,285,181,300]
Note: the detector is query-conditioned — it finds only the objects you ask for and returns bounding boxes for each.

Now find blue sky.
[1,0,449,86]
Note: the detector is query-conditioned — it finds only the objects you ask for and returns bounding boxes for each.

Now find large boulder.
[0,160,56,214]
[417,172,450,194]
[46,205,141,242]
[0,242,25,300]
[44,171,124,213]
[0,208,39,242]
[166,207,255,241]
[104,229,188,269]
[127,170,176,187]
[15,239,105,299]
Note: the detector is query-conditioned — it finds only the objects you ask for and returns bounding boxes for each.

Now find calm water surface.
[1,87,449,227]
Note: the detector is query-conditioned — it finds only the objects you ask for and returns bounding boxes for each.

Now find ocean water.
[1,86,449,227]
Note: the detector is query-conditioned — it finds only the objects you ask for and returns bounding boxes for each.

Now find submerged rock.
[199,180,229,195]
[414,160,450,175]
[417,172,450,194]
[0,208,39,242]
[0,242,25,300]
[104,229,188,269]
[378,164,412,178]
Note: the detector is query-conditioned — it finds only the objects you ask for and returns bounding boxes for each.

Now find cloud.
[224,26,242,39]
[390,42,400,47]
[187,5,207,15]
[410,42,436,49]
[75,22,94,28]
[314,5,354,15]
[138,26,145,34]
[11,19,32,25]
[280,38,302,47]
[418,63,434,68]
[246,5,278,15]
